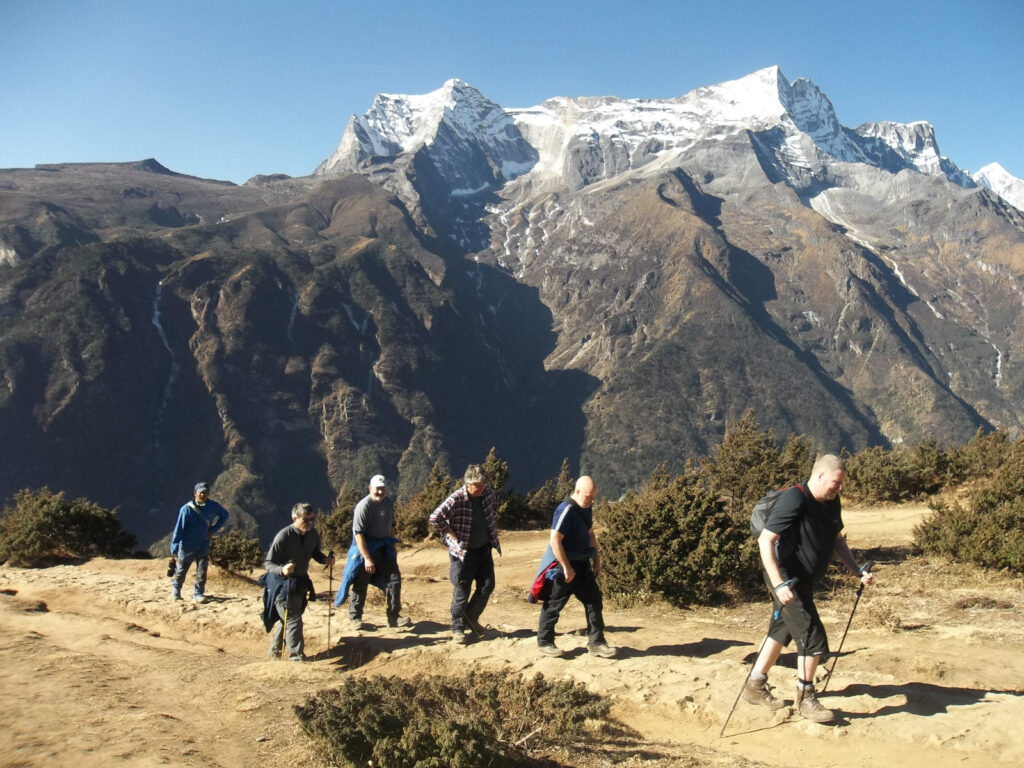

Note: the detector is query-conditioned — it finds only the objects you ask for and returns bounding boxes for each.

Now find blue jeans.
[171,551,209,598]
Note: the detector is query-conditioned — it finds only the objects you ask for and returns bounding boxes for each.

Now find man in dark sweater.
[264,503,334,661]
[743,454,874,722]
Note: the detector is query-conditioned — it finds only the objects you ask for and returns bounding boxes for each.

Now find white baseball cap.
[370,474,387,488]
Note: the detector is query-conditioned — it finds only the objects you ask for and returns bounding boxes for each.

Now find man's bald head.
[572,475,596,507]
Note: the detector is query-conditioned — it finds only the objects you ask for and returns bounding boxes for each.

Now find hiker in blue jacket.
[170,481,228,602]
[536,475,615,659]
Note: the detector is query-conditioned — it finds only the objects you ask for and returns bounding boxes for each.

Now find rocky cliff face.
[2,68,1023,545]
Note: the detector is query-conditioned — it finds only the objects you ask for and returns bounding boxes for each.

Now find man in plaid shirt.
[429,464,502,644]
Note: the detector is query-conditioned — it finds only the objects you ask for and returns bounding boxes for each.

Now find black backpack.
[750,484,805,536]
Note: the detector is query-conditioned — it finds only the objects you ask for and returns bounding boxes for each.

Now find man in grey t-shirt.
[348,474,409,630]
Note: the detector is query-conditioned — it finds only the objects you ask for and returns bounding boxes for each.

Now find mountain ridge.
[1,67,1022,547]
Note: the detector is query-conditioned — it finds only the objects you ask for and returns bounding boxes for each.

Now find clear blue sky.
[3,0,1021,184]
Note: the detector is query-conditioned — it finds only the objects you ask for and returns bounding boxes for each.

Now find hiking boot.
[587,642,616,658]
[463,612,486,637]
[348,617,363,631]
[388,616,412,628]
[538,643,564,658]
[192,594,208,604]
[796,685,835,723]
[742,676,786,710]
[450,631,467,645]
[172,592,182,601]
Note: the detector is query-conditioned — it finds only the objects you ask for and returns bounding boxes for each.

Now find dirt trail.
[2,504,1022,768]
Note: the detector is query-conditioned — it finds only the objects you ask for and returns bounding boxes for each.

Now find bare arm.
[355,532,376,574]
[834,533,874,586]
[757,528,794,605]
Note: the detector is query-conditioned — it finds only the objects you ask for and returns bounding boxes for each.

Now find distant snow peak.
[973,162,1024,212]
[316,79,535,183]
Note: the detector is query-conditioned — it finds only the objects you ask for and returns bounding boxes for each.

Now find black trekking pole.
[820,560,874,694]
[720,632,769,737]
[719,594,789,739]
[325,550,334,656]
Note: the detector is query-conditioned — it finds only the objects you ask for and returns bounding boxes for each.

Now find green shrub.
[294,670,610,768]
[395,461,453,543]
[699,410,791,519]
[915,497,1024,573]
[845,439,951,503]
[209,528,263,572]
[599,470,757,605]
[947,427,1012,484]
[0,488,136,566]
[501,458,574,531]
[318,483,364,554]
[915,439,1024,573]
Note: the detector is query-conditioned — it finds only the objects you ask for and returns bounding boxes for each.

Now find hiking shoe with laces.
[538,643,564,658]
[388,616,412,628]
[587,642,616,658]
[450,631,467,645]
[742,676,786,710]
[348,617,363,631]
[796,685,835,723]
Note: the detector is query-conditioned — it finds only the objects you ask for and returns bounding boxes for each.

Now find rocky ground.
[1,504,1022,767]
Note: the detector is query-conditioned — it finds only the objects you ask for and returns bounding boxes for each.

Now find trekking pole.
[720,633,769,737]
[280,602,288,659]
[325,550,334,655]
[820,560,874,694]
[720,603,782,738]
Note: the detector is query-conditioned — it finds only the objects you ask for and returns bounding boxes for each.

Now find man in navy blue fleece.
[536,476,615,659]
[170,481,228,603]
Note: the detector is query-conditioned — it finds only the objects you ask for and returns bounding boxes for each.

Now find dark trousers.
[449,546,495,632]
[763,571,829,657]
[538,559,605,646]
[349,550,402,622]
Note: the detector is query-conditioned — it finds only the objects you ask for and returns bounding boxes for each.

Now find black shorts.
[763,571,830,658]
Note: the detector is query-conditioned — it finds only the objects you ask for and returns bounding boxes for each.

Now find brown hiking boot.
[796,685,835,723]
[741,676,786,710]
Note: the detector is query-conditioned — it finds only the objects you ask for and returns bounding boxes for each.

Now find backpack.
[750,484,805,536]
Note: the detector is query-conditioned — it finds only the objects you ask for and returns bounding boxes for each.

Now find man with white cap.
[343,474,410,630]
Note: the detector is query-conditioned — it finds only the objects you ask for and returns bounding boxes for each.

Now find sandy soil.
[2,503,1022,768]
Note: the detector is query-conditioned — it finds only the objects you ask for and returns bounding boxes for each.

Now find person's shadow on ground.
[828,681,1022,720]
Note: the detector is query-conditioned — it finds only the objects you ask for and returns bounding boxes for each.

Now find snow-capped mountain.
[309,65,1024,487]
[315,66,1019,249]
[2,67,1024,523]
[974,162,1024,211]
[317,66,990,199]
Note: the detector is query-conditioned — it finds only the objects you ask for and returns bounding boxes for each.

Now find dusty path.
[2,504,1022,768]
